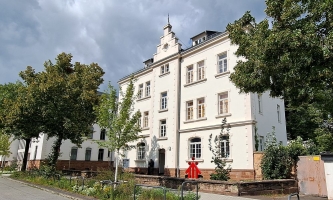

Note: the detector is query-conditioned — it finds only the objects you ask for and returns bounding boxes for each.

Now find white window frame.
[197,61,205,80]
[161,64,169,74]
[187,65,194,83]
[138,84,143,99]
[218,92,229,115]
[186,101,193,120]
[137,143,146,160]
[258,94,263,114]
[145,81,150,97]
[138,115,142,127]
[277,104,281,122]
[161,92,167,110]
[160,120,166,137]
[189,138,201,159]
[143,111,149,128]
[217,53,228,73]
[197,98,205,118]
[220,135,230,158]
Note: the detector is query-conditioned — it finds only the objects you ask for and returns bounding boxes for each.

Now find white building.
[118,22,287,180]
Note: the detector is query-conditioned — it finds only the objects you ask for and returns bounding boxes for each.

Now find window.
[187,65,193,83]
[145,81,150,97]
[218,93,229,114]
[70,147,78,160]
[87,126,94,139]
[85,148,92,161]
[143,112,149,128]
[160,120,166,137]
[220,135,230,158]
[98,149,104,161]
[186,101,193,120]
[137,143,146,160]
[107,150,111,157]
[161,92,167,110]
[218,53,228,73]
[277,104,281,122]
[138,116,142,127]
[138,84,143,99]
[100,129,106,140]
[189,138,201,159]
[197,61,205,80]
[258,94,263,114]
[259,136,264,151]
[34,146,38,160]
[161,64,169,74]
[197,98,205,118]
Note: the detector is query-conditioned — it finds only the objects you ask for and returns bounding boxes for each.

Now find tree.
[0,130,12,168]
[17,52,104,169]
[0,82,42,171]
[226,1,333,151]
[95,79,141,183]
[208,118,231,181]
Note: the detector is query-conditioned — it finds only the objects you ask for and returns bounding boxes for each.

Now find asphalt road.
[0,176,71,200]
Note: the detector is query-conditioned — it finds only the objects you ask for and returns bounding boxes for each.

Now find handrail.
[288,193,300,200]
[181,180,199,200]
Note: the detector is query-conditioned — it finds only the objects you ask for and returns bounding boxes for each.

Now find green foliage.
[208,118,231,181]
[254,126,259,151]
[227,1,333,152]
[261,129,311,180]
[94,78,141,182]
[14,52,104,168]
[0,131,11,157]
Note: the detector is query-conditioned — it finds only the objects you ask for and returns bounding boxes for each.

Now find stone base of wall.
[134,175,298,196]
[27,159,113,171]
[127,167,254,181]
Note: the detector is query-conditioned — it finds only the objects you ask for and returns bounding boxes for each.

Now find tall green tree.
[0,130,12,168]
[226,1,333,151]
[18,52,104,168]
[95,79,141,183]
[0,82,41,171]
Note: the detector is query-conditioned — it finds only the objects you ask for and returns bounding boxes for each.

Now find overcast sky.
[0,0,267,90]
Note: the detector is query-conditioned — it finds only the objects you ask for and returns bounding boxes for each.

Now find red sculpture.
[185,157,201,179]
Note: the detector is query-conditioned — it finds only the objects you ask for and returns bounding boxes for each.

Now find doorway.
[158,149,165,175]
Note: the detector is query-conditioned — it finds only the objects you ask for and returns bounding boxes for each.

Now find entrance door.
[158,149,165,175]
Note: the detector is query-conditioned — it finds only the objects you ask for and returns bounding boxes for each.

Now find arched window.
[98,149,104,161]
[100,129,106,140]
[189,138,201,159]
[85,148,92,161]
[70,147,78,160]
[137,143,146,160]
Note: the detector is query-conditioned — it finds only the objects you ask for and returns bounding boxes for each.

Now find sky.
[0,0,267,91]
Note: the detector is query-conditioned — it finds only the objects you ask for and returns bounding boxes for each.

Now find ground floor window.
[137,143,146,160]
[189,138,201,159]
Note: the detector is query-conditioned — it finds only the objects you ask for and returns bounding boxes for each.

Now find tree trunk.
[49,136,63,169]
[21,138,31,171]
[114,150,119,183]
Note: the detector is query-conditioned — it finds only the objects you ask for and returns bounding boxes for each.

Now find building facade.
[5,124,112,171]
[118,22,287,180]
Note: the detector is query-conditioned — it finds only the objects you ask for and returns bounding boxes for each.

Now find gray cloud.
[0,0,266,90]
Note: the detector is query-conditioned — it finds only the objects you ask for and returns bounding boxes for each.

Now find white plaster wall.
[252,92,287,146]
[28,124,111,162]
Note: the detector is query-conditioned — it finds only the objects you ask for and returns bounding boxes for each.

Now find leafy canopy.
[18,52,104,167]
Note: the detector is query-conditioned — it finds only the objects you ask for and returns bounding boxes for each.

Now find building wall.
[117,23,287,179]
